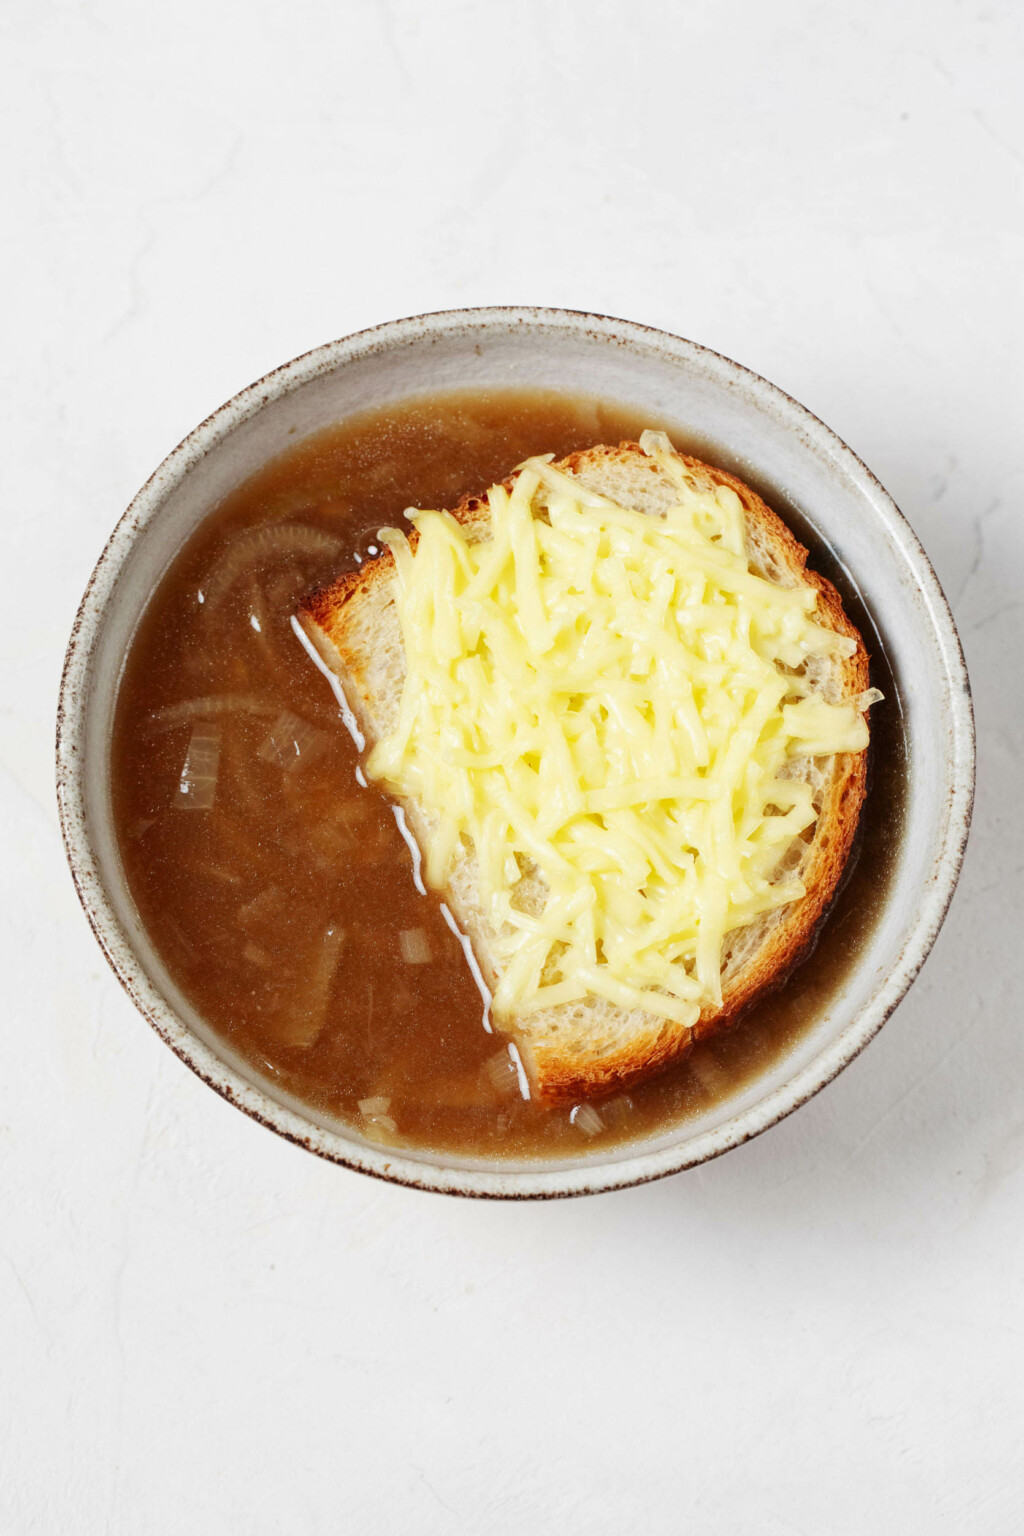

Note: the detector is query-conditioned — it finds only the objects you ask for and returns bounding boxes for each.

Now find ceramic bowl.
[56,307,974,1197]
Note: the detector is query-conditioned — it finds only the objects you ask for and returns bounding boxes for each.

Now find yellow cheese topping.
[366,433,874,1029]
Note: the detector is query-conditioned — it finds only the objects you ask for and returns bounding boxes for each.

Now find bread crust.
[300,444,871,1104]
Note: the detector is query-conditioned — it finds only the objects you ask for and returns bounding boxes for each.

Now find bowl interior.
[59,310,973,1196]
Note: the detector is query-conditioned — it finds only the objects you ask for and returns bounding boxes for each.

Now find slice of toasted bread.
[300,442,870,1105]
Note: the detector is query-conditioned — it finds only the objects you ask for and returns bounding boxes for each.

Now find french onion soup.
[111,390,905,1158]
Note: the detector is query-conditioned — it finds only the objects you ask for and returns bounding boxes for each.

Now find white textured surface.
[2,1,1020,1530]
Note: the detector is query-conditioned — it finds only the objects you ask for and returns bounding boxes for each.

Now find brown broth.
[111,389,907,1160]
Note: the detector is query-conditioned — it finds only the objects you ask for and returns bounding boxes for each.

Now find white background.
[3,1,1022,1531]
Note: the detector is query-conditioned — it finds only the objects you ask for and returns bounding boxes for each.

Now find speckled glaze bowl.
[57,308,974,1198]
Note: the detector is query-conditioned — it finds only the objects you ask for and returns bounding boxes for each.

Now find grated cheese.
[366,435,874,1027]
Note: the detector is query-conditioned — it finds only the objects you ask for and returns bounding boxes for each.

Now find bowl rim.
[56,304,975,1199]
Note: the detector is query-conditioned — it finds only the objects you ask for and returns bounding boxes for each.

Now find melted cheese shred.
[366,435,873,1029]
